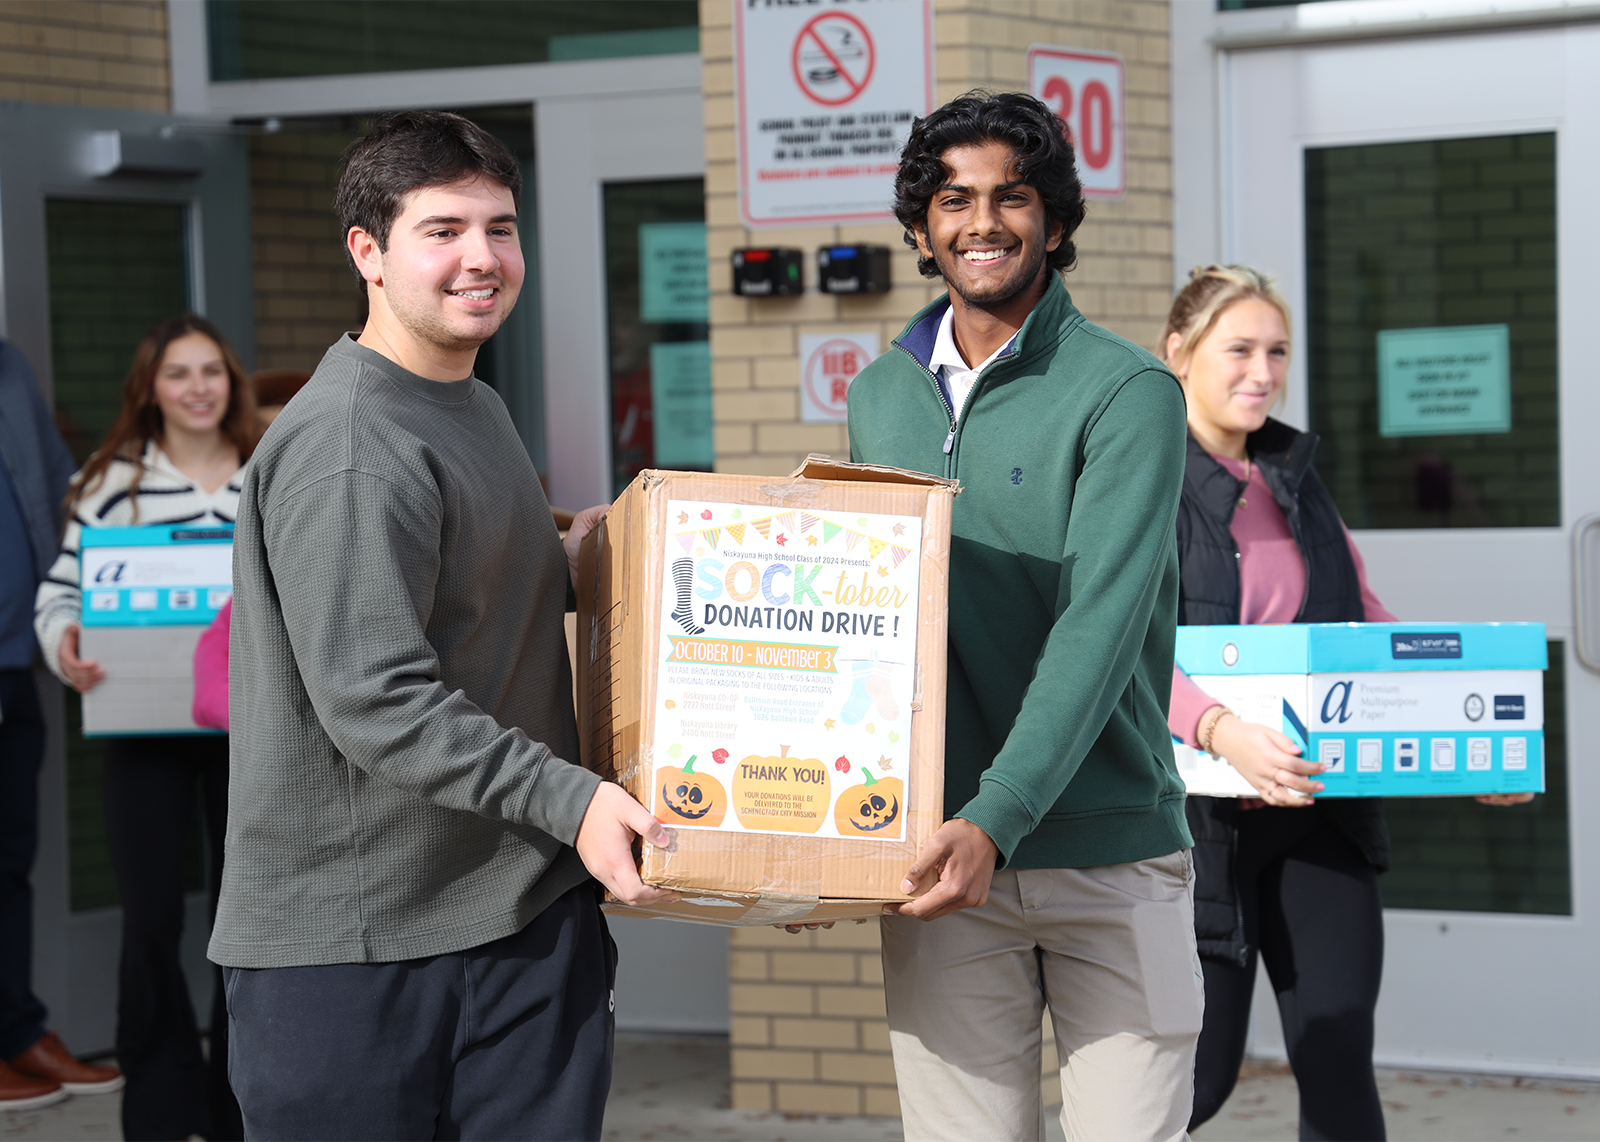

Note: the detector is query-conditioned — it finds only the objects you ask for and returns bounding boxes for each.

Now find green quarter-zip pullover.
[848,275,1192,869]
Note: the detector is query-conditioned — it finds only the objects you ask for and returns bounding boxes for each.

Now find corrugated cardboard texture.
[578,459,953,923]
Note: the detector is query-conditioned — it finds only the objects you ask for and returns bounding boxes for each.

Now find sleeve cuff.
[521,758,603,847]
[956,779,1036,869]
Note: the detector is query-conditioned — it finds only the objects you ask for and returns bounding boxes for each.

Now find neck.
[157,425,236,478]
[358,292,477,382]
[1188,415,1249,461]
[946,268,1050,366]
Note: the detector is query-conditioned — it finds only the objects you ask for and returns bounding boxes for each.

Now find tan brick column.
[0,0,170,110]
[701,0,1174,1117]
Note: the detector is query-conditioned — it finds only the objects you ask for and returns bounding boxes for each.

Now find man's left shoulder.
[1057,315,1175,384]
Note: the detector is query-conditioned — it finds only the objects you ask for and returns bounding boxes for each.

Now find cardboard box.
[1174,622,1545,797]
[78,524,232,736]
[576,457,954,926]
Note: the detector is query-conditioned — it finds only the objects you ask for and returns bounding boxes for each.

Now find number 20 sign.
[1028,46,1125,199]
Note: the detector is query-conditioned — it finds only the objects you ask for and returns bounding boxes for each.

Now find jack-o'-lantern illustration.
[656,754,726,827]
[834,768,904,839]
[732,745,830,834]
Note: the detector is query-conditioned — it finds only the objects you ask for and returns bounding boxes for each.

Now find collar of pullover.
[334,333,479,406]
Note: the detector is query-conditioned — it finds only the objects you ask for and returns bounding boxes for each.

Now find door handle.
[1576,513,1600,673]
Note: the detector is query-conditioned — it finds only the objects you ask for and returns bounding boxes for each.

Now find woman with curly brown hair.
[34,313,252,1140]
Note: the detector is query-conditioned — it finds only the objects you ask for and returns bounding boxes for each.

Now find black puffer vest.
[1179,418,1391,966]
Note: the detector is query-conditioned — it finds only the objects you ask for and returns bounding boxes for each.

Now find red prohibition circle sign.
[804,339,867,411]
[792,12,875,107]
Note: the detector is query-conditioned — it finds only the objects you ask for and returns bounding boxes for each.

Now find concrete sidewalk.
[5,1034,1599,1140]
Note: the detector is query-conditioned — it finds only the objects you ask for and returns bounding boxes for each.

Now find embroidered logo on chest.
[1010,467,1023,485]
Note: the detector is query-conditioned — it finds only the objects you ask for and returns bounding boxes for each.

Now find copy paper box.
[78,524,233,736]
[1173,623,1545,798]
[576,457,954,927]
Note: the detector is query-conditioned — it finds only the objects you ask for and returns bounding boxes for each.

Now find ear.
[911,222,933,260]
[1045,217,1065,253]
[1164,331,1187,378]
[347,226,383,287]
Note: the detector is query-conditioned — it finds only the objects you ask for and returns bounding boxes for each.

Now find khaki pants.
[881,852,1204,1142]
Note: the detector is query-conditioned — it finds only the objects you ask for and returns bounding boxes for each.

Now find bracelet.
[1198,706,1233,755]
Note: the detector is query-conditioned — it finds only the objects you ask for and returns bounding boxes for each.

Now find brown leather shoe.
[0,1058,68,1110]
[7,1031,124,1095]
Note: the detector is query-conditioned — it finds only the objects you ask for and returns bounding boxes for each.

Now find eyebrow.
[936,179,1028,195]
[412,213,519,229]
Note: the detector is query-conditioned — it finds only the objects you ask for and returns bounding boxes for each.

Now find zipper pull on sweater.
[943,429,955,454]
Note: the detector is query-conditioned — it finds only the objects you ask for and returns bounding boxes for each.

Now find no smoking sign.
[799,332,879,423]
[735,0,933,227]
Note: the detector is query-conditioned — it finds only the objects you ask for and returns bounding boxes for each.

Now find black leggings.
[103,734,242,1141]
[1189,806,1386,1142]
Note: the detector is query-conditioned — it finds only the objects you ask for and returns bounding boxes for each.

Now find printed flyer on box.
[652,499,922,841]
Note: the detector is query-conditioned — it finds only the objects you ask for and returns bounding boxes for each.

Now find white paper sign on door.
[734,0,934,227]
[799,331,879,423]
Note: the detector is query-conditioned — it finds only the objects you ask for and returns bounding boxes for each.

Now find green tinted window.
[208,1,699,81]
[46,199,190,464]
[1382,644,1569,915]
[1304,133,1558,529]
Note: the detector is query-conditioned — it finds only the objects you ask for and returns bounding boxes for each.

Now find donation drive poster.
[652,499,922,841]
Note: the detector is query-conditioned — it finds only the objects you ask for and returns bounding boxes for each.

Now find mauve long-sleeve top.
[1169,452,1396,748]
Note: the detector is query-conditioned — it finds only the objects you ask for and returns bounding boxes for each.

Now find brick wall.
[248,125,370,372]
[0,0,168,111]
[703,0,1172,1116]
[702,0,1172,480]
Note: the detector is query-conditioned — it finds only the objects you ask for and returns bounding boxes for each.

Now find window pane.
[1304,133,1558,529]
[208,1,698,81]
[602,180,709,496]
[1381,642,1569,915]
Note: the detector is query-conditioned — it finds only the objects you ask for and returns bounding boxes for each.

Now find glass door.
[0,101,255,1053]
[1224,24,1600,1073]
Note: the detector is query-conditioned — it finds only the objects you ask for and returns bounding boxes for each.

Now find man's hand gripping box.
[1174,623,1545,797]
[576,458,954,926]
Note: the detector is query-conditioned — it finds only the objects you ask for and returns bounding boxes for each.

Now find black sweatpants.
[0,670,48,1059]
[103,734,242,1141]
[1190,806,1386,1142]
[224,882,618,1142]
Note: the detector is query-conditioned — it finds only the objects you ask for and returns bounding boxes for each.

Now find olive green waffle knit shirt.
[209,335,600,969]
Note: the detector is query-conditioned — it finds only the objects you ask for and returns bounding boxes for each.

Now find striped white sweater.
[34,440,242,683]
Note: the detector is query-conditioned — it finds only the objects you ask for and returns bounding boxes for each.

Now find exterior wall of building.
[701,0,1173,1116]
[0,0,169,110]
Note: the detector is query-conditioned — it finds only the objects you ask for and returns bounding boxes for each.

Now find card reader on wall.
[731,248,803,296]
[818,245,891,294]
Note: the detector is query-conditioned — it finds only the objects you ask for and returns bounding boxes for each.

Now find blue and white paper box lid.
[1175,622,1547,676]
[78,524,233,627]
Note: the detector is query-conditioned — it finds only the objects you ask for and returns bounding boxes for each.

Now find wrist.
[1197,705,1234,755]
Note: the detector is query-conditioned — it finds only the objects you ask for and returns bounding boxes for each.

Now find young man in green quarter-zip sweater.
[847,92,1202,1141]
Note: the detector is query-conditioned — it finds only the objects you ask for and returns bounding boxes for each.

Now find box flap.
[792,454,959,490]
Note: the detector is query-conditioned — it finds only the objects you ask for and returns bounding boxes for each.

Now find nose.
[459,228,500,275]
[968,194,1002,238]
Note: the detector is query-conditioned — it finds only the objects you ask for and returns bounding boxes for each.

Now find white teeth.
[963,249,1007,262]
[452,288,495,300]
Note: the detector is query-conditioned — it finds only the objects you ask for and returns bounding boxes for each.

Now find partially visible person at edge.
[33,314,253,1140]
[844,90,1201,1141]
[1164,264,1534,1142]
[0,340,124,1114]
[209,110,676,1141]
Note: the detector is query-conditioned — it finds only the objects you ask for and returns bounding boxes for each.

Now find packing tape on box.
[740,892,823,926]
[756,478,823,506]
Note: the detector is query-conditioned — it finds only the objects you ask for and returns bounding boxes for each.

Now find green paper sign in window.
[1376,324,1511,438]
[650,341,713,468]
[639,222,708,324]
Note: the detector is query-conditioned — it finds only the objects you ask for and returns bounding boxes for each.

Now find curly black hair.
[893,90,1086,279]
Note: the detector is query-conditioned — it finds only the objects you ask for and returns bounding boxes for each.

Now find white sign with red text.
[735,0,934,227]
[1028,46,1125,199]
[799,331,879,423]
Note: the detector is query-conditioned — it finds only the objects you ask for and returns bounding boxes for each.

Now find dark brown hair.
[70,314,258,518]
[335,110,522,290]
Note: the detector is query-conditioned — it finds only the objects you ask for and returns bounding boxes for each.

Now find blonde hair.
[1160,264,1292,368]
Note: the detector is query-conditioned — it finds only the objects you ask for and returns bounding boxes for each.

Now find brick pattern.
[706,0,1172,1115]
[0,0,168,111]
[248,126,370,372]
[701,0,1173,479]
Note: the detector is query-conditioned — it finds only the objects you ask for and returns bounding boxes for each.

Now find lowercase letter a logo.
[1320,680,1353,724]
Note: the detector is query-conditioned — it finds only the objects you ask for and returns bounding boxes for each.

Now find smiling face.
[1168,298,1290,454]
[913,141,1064,316]
[350,175,523,376]
[151,332,230,438]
